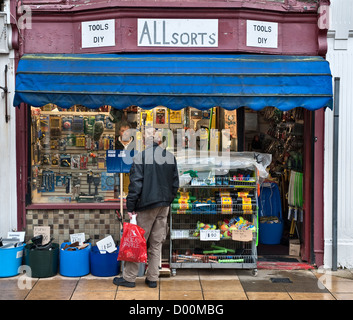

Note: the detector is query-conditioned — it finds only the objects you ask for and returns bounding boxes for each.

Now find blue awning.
[14,53,333,111]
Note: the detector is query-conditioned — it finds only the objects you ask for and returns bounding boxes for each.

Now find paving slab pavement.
[0,267,352,301]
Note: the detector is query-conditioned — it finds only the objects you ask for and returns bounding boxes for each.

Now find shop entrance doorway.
[239,107,308,264]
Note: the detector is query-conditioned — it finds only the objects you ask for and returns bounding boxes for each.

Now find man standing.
[113,128,179,288]
[115,121,135,151]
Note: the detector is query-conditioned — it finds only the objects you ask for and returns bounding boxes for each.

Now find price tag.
[70,233,86,245]
[232,230,253,242]
[200,229,220,241]
[96,235,117,253]
[33,226,50,245]
[8,232,25,242]
[171,230,189,239]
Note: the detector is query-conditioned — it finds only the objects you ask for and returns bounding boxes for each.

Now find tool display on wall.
[31,108,118,203]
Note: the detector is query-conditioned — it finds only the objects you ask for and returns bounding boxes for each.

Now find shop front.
[12,0,332,266]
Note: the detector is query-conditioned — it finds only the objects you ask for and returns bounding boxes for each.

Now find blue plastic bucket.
[259,219,284,245]
[259,182,284,245]
[60,242,91,277]
[0,244,25,277]
[90,245,120,277]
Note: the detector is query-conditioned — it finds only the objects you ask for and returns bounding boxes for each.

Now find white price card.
[33,226,51,245]
[96,235,116,253]
[171,230,189,239]
[200,229,220,241]
[70,233,86,245]
[7,232,25,242]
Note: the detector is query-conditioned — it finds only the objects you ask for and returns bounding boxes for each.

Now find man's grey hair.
[145,127,162,145]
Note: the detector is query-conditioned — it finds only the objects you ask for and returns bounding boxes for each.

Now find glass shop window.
[29,104,236,204]
[29,104,139,204]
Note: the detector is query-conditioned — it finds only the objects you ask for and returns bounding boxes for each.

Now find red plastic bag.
[118,222,147,263]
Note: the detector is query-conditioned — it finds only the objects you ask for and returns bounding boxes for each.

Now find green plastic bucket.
[23,243,59,278]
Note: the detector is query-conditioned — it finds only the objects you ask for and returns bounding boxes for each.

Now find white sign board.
[246,20,278,48]
[200,229,220,241]
[7,232,25,242]
[138,19,218,47]
[96,235,117,253]
[70,233,85,245]
[33,226,50,245]
[81,19,115,48]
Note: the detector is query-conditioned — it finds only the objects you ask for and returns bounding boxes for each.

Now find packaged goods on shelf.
[175,152,272,182]
[192,217,256,239]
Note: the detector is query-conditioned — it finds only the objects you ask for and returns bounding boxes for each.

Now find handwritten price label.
[232,230,253,242]
[200,229,220,241]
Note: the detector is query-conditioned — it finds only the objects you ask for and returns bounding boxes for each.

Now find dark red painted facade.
[11,0,330,267]
[14,0,328,56]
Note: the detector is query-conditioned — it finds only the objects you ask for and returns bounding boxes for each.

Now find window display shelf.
[169,158,265,277]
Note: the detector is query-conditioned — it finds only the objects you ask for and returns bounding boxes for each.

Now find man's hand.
[128,211,137,220]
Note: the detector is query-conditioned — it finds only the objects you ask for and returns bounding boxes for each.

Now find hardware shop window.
[29,104,138,204]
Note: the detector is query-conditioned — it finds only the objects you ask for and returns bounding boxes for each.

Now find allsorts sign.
[138,19,218,47]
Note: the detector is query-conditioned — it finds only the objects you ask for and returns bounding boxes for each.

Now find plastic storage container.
[90,245,120,277]
[259,219,284,245]
[259,182,284,245]
[23,243,59,278]
[0,244,25,277]
[60,242,91,277]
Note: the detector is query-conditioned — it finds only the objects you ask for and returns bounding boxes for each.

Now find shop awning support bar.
[1,65,8,123]
[332,77,340,271]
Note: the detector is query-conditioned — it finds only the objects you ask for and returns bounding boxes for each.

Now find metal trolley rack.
[169,165,260,276]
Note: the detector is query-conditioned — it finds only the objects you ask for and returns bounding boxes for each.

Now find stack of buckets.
[0,240,120,278]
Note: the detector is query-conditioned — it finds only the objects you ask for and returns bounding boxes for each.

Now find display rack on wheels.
[169,152,271,276]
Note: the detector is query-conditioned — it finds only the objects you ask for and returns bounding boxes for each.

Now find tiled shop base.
[26,209,120,245]
[1,269,352,300]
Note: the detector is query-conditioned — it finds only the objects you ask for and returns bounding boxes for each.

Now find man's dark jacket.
[126,143,179,212]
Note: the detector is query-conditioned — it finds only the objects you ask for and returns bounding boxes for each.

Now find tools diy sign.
[246,20,278,48]
[81,19,115,48]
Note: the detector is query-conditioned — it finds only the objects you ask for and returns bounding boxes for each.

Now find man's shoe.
[113,277,136,288]
[145,278,157,288]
